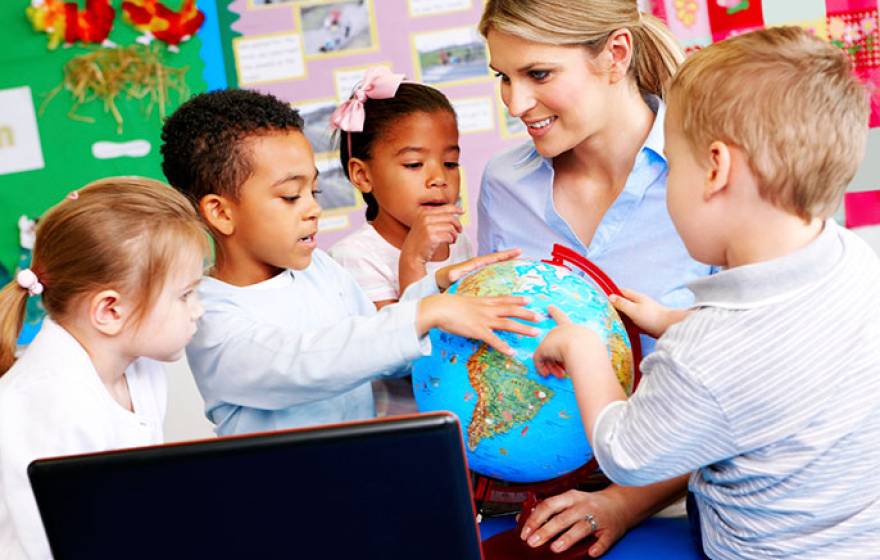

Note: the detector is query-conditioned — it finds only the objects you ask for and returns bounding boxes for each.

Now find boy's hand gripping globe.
[412,245,642,483]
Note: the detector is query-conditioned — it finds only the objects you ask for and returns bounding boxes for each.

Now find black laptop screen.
[28,413,482,560]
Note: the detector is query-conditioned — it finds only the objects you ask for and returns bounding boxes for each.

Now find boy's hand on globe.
[609,288,689,339]
[434,248,522,291]
[534,306,603,378]
[416,293,540,356]
[519,487,629,557]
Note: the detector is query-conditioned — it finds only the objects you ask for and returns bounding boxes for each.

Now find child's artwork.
[0,0,223,276]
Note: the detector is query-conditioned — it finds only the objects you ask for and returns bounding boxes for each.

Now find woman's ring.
[584,513,599,532]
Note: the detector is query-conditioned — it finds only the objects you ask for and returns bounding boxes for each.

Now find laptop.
[28,412,483,560]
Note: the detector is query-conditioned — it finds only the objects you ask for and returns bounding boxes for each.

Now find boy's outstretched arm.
[417,293,539,356]
[533,306,627,440]
[190,263,539,412]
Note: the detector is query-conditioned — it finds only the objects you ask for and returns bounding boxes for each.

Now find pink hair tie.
[330,66,405,133]
[16,269,44,296]
[67,190,79,200]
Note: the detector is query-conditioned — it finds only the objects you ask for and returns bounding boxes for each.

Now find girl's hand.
[609,288,689,339]
[435,248,522,291]
[416,293,539,356]
[519,488,630,557]
[399,205,463,293]
[533,306,601,379]
[400,205,463,266]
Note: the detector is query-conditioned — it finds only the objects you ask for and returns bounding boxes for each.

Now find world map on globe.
[412,259,635,483]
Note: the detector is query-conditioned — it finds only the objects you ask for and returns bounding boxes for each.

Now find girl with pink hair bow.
[328,68,482,415]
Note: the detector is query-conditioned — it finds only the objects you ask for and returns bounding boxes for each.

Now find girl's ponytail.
[0,281,29,374]
[631,13,685,100]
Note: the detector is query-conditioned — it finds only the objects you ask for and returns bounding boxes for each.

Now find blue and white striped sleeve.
[592,349,738,486]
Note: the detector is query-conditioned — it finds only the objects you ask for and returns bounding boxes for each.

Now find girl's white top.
[0,319,166,559]
[330,223,473,302]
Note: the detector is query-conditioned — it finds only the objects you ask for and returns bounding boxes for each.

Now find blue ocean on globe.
[412,259,634,483]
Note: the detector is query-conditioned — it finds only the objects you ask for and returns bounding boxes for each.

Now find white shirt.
[329,224,473,302]
[0,319,166,560]
[185,249,436,436]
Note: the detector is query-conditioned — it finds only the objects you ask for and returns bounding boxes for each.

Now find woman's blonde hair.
[0,177,210,374]
[479,0,684,99]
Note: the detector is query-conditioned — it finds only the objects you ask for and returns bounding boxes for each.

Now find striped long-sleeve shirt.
[592,220,880,559]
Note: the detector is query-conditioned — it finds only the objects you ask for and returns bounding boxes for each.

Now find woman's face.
[487,29,613,158]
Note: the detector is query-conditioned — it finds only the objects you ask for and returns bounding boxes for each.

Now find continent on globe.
[466,343,554,451]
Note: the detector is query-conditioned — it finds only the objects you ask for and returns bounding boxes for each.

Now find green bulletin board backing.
[0,1,216,272]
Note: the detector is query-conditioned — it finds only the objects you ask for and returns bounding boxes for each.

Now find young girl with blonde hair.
[477,0,712,556]
[0,178,209,558]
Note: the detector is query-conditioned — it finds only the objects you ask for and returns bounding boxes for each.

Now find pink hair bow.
[330,67,405,132]
[16,269,44,296]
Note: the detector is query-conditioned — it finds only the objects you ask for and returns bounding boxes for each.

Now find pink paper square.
[826,0,878,13]
[845,190,880,228]
[855,66,880,127]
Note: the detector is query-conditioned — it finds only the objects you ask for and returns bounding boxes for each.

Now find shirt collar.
[688,220,845,310]
[642,95,666,164]
[201,269,295,293]
[25,318,102,386]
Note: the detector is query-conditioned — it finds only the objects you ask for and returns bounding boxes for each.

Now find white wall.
[163,357,215,442]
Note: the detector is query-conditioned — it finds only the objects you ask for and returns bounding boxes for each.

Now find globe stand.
[478,244,645,559]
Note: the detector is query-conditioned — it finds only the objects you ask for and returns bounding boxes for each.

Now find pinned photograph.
[316,156,359,213]
[295,99,338,154]
[412,27,490,86]
[300,0,376,58]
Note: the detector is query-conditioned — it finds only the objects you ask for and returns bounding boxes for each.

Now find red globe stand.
[478,245,645,559]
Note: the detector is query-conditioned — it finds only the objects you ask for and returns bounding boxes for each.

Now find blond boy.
[526,27,880,558]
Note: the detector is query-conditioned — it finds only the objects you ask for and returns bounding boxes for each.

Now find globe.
[412,258,635,483]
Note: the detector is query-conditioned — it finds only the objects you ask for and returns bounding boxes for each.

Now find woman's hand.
[609,288,689,339]
[520,488,631,557]
[434,248,522,291]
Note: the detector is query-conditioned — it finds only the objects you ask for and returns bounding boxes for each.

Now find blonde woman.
[477,0,711,556]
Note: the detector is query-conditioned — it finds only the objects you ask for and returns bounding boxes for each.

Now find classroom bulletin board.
[2,0,880,278]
